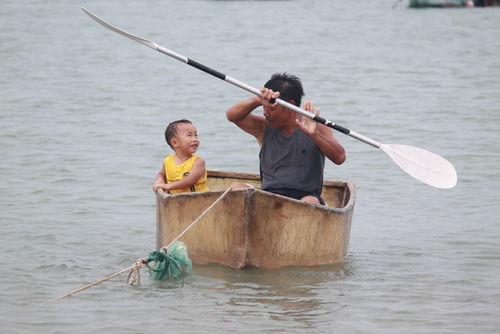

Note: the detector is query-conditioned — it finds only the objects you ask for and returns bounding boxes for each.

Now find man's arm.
[297,101,346,165]
[226,95,266,146]
[311,125,346,165]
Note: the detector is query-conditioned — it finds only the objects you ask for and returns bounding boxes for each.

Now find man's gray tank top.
[259,125,325,195]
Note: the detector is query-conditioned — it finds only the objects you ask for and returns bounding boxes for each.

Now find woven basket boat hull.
[156,170,355,269]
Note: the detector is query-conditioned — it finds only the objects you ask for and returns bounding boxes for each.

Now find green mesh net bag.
[146,241,192,282]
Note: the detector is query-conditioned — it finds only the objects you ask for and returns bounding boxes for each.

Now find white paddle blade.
[82,7,158,50]
[381,144,457,189]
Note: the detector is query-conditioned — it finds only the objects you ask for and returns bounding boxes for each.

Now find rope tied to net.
[126,258,145,286]
[42,187,232,304]
[41,257,147,305]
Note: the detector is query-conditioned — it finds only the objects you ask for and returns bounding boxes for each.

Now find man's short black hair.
[264,73,304,107]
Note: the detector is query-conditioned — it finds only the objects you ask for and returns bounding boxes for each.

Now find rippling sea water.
[1,0,499,333]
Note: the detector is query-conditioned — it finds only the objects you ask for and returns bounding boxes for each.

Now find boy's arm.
[152,164,167,192]
[161,157,206,193]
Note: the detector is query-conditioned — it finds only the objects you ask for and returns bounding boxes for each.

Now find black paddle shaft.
[187,56,352,136]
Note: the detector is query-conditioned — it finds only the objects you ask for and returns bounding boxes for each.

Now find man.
[226,73,346,205]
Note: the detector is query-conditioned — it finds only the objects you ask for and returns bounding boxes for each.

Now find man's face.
[263,103,292,128]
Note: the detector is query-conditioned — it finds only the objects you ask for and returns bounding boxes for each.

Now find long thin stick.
[43,188,231,304]
[81,7,371,146]
[41,260,144,304]
[81,8,457,189]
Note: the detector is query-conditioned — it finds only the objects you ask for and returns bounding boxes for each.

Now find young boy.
[152,119,209,194]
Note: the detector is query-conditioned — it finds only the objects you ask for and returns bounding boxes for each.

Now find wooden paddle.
[81,7,457,189]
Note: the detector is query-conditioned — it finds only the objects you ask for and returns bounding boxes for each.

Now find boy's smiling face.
[171,123,200,155]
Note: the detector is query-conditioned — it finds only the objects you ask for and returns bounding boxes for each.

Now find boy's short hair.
[264,73,304,107]
[165,119,192,149]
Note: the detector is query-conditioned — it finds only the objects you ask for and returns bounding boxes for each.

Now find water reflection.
[191,259,358,329]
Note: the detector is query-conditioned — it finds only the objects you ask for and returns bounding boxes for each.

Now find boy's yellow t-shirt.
[164,154,209,194]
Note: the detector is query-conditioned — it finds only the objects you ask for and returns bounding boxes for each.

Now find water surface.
[1,0,499,333]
